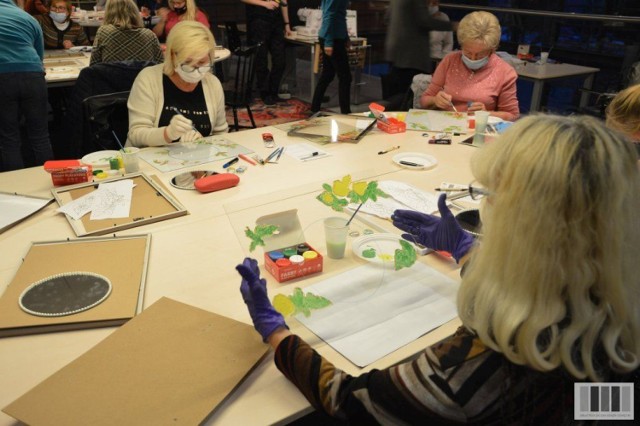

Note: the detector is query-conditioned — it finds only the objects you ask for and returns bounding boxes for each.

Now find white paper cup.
[474,111,490,134]
[324,217,349,259]
[121,147,140,173]
[540,52,549,64]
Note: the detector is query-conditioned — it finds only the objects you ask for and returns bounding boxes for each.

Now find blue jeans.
[0,72,52,171]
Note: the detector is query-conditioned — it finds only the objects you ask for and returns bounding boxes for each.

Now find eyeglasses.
[180,63,213,74]
[435,181,491,200]
[50,6,67,12]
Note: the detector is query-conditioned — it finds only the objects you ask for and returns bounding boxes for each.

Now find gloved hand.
[181,129,204,143]
[392,193,474,262]
[166,114,193,141]
[236,257,288,342]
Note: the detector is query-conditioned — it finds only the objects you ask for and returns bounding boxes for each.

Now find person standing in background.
[428,0,453,61]
[0,0,53,171]
[311,0,351,114]
[241,0,291,106]
[385,0,454,100]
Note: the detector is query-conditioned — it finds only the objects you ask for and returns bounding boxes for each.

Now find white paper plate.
[392,152,438,170]
[352,233,405,264]
[81,150,120,168]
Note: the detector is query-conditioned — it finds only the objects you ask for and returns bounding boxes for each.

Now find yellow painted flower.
[332,175,352,197]
[320,192,335,204]
[273,294,296,317]
[352,181,367,196]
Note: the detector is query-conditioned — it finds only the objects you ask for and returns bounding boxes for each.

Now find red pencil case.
[194,173,239,193]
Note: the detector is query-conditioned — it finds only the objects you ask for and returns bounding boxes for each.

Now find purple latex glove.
[236,257,288,342]
[392,193,474,262]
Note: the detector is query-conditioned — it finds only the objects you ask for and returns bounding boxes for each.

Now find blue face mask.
[462,54,489,70]
[49,11,67,24]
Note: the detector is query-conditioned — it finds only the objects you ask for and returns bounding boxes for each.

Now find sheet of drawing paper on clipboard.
[285,112,376,144]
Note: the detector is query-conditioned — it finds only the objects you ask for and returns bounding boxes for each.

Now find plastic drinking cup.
[540,52,549,64]
[324,217,349,259]
[121,147,140,173]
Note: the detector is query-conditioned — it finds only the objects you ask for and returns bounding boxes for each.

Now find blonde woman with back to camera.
[127,21,228,147]
[90,0,164,65]
[235,115,639,423]
[420,11,519,121]
[606,83,640,155]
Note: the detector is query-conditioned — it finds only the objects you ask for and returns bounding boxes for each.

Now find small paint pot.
[268,251,285,261]
[275,258,291,267]
[296,243,310,255]
[289,255,304,265]
[282,247,298,258]
[302,250,318,260]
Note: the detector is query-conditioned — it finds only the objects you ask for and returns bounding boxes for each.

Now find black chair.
[225,44,261,131]
[67,60,157,156]
[82,91,130,153]
[224,21,244,53]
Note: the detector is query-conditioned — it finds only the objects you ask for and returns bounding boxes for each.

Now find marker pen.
[400,160,423,167]
[222,157,239,169]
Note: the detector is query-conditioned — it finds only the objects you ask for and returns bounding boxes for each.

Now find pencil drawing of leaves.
[245,224,279,252]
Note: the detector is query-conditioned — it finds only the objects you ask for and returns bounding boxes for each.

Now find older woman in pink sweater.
[420,11,519,121]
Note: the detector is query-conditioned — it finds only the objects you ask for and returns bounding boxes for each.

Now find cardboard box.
[257,209,323,283]
[377,118,406,134]
[44,160,92,186]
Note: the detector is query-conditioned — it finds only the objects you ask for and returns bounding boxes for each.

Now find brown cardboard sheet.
[0,235,150,337]
[3,297,269,425]
[52,173,187,236]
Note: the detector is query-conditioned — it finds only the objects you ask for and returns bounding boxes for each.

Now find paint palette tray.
[256,209,323,283]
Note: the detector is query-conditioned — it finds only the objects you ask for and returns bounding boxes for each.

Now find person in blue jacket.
[0,0,53,171]
[311,0,351,114]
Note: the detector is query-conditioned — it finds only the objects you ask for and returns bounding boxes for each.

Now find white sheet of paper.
[56,191,98,220]
[295,262,459,367]
[90,180,134,220]
[0,193,52,232]
[284,143,330,162]
[347,180,440,219]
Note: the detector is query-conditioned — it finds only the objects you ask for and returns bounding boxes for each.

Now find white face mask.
[428,6,439,15]
[49,11,67,23]
[174,66,205,84]
[462,54,489,70]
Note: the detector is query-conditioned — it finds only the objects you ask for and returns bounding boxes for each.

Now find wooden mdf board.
[3,297,269,426]
[0,235,150,337]
[52,173,187,236]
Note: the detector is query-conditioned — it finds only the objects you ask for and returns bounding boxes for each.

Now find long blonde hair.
[163,20,216,75]
[606,83,640,140]
[104,0,143,29]
[459,115,640,381]
[169,0,198,23]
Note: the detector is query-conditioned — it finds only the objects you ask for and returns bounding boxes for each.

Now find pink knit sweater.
[421,51,520,121]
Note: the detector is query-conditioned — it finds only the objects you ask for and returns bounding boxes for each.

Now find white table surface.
[0,123,478,425]
[515,62,600,112]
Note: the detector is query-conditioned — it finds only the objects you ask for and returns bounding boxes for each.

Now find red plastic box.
[377,118,406,134]
[257,209,323,283]
[44,160,93,186]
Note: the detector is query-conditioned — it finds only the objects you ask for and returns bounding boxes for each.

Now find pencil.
[238,154,257,166]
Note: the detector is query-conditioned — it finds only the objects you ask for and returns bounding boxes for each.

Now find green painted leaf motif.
[286,287,332,318]
[394,239,417,270]
[245,225,279,252]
